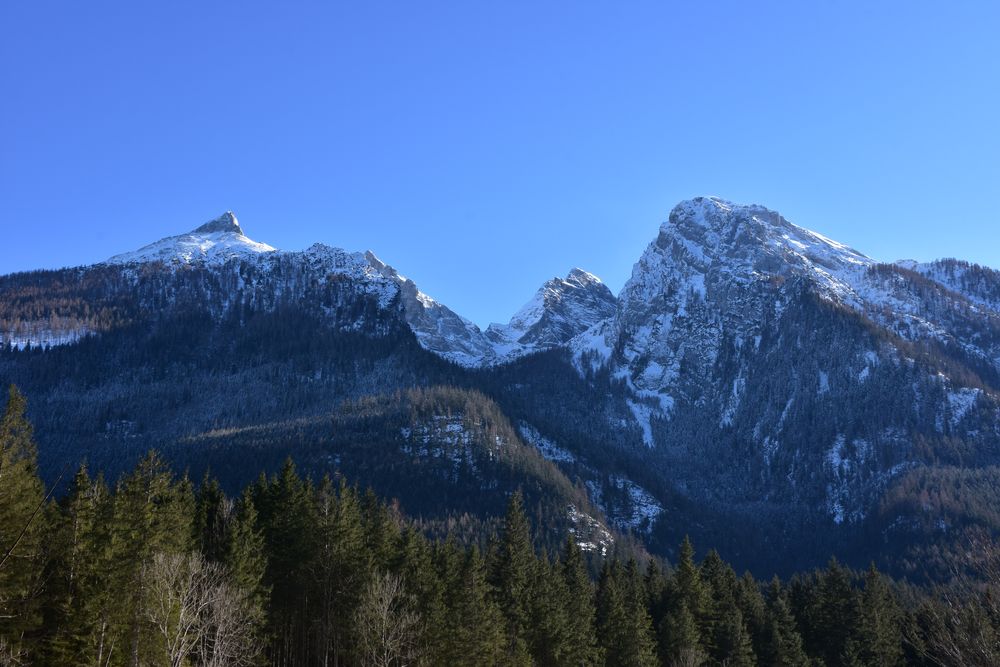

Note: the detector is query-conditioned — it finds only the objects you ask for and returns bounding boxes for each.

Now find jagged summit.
[192,211,243,236]
[105,211,275,265]
[486,267,617,356]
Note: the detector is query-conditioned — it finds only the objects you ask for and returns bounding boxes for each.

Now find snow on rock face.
[486,268,617,360]
[106,212,277,265]
[573,196,1000,448]
[586,196,878,403]
[101,212,498,364]
[363,253,497,367]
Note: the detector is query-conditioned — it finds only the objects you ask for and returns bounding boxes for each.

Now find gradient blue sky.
[2,2,998,327]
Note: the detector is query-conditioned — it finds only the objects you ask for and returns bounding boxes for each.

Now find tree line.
[2,385,1000,666]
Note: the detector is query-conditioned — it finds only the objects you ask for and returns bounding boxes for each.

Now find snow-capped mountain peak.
[486,267,618,357]
[105,211,275,265]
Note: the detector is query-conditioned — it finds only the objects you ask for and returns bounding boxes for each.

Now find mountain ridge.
[4,197,1000,576]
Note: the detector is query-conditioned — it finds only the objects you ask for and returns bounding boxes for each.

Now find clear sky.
[2,2,998,327]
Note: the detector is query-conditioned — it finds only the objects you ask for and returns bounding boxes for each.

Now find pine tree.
[0,386,47,662]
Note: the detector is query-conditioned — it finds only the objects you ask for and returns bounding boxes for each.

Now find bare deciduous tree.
[909,530,1000,667]
[143,552,261,667]
[353,571,419,667]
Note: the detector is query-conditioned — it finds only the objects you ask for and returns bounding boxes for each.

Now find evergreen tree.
[0,385,47,661]
[854,563,904,667]
[396,528,447,664]
[110,450,195,665]
[43,463,108,665]
[713,606,756,667]
[490,490,534,666]
[734,571,768,661]
[623,559,659,667]
[659,537,709,665]
[526,552,572,666]
[597,560,657,667]
[311,475,370,665]
[661,601,705,667]
[442,545,505,666]
[560,537,601,666]
[194,472,228,563]
[761,578,810,667]
[224,487,269,629]
[809,559,861,667]
[256,458,317,664]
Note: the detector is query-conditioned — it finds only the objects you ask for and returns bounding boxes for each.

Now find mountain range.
[3,196,1000,578]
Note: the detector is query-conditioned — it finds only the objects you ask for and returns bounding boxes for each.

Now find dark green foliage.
[854,564,904,666]
[596,560,658,667]
[761,578,810,667]
[490,491,534,665]
[0,386,47,658]
[4,391,1000,665]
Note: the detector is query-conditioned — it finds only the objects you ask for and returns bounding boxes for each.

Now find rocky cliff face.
[486,268,618,360]
[5,201,1000,575]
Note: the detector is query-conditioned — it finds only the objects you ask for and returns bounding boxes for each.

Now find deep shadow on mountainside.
[4,200,1000,581]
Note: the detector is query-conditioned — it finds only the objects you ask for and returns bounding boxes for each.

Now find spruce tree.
[43,463,105,665]
[397,528,447,664]
[811,558,860,667]
[194,472,228,563]
[855,563,904,667]
[713,606,756,667]
[442,545,505,666]
[661,601,705,667]
[622,559,659,667]
[490,490,534,666]
[110,450,195,665]
[0,386,47,662]
[762,577,810,667]
[561,537,601,666]
[659,537,709,664]
[526,553,572,666]
[224,487,269,628]
[598,560,657,667]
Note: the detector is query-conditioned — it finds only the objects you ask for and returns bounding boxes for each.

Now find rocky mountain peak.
[192,211,243,236]
[487,268,617,355]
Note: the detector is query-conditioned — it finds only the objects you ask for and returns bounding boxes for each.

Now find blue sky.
[2,2,998,327]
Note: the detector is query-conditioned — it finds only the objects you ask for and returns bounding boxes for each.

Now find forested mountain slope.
[3,201,1000,578]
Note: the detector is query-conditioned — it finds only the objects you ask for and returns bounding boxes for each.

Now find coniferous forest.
[2,386,1000,666]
